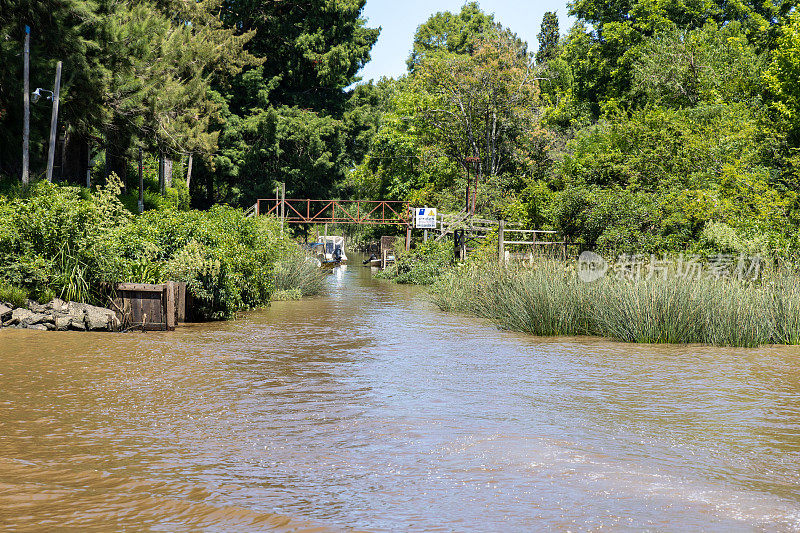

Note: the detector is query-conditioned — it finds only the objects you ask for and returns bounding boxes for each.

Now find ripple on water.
[2,261,800,531]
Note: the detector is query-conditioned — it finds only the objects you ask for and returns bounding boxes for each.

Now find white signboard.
[414,207,437,229]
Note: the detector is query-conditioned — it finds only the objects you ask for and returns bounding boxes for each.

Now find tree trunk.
[62,130,89,185]
[105,124,128,185]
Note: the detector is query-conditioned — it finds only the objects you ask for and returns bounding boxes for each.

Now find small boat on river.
[308,236,347,268]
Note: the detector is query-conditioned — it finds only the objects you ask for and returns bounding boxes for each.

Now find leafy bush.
[377,238,452,285]
[0,178,311,319]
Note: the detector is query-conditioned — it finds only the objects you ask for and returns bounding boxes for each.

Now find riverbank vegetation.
[430,259,800,347]
[0,178,322,319]
[3,0,800,334]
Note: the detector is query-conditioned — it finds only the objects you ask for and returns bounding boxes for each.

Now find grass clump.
[0,279,28,308]
[430,259,800,347]
[273,248,324,298]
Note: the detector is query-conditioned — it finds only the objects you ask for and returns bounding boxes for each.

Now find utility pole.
[22,25,30,185]
[45,61,62,183]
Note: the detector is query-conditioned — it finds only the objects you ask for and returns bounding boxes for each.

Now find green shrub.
[0,177,314,319]
[0,279,28,307]
[377,238,453,285]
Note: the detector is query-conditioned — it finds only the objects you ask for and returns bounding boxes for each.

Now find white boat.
[308,236,347,268]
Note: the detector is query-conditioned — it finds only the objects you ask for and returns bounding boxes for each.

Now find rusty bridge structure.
[245,194,568,258]
[252,198,413,226]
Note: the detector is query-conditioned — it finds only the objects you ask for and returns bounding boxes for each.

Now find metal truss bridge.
[251,198,412,226]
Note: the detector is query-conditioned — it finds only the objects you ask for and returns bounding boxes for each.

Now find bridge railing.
[256,198,412,226]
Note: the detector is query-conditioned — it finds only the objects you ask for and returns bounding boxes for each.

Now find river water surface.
[2,263,800,531]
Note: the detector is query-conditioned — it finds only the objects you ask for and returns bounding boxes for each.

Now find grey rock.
[44,322,56,331]
[26,324,48,331]
[55,316,71,331]
[68,318,86,331]
[0,303,11,322]
[85,311,109,331]
[21,312,52,326]
[9,308,33,326]
[26,299,46,313]
[45,298,68,313]
[68,302,119,331]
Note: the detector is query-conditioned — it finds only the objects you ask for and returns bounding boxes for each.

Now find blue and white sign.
[414,207,437,229]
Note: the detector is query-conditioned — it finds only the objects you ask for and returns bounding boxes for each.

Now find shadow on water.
[2,257,800,531]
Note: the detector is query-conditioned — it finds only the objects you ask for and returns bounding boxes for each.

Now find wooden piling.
[165,281,175,331]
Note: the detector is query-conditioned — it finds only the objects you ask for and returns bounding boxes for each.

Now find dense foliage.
[0,178,320,319]
[3,0,800,260]
[354,2,800,257]
[0,0,378,207]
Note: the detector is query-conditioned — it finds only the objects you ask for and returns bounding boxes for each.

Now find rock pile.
[0,298,120,332]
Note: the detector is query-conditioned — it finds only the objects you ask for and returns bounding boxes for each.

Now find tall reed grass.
[430,259,800,347]
[272,248,324,301]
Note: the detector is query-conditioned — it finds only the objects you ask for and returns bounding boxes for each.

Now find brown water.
[2,262,800,531]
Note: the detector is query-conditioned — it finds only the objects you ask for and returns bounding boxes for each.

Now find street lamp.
[31,87,53,104]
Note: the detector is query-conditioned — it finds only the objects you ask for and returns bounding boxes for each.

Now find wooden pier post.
[164,281,176,331]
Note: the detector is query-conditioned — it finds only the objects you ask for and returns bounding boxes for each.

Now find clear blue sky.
[357,0,572,81]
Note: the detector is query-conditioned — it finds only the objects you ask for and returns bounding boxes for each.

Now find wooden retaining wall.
[113,282,187,331]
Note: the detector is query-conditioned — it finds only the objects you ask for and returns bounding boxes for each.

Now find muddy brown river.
[2,262,800,531]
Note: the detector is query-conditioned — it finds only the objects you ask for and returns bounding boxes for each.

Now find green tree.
[221,0,379,114]
[406,2,498,72]
[765,12,800,147]
[536,11,560,64]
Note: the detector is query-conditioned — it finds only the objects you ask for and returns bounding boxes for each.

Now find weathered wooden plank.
[165,281,175,331]
[116,283,166,292]
[174,282,186,323]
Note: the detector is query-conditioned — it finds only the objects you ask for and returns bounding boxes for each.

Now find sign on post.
[414,207,437,229]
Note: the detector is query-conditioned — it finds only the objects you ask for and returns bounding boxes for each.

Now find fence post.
[498,219,505,264]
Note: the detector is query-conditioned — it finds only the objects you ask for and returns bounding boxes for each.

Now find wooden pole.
[164,281,176,331]
[22,26,30,185]
[465,165,470,214]
[158,155,165,195]
[137,147,144,213]
[498,219,505,264]
[86,142,91,188]
[45,61,62,183]
[186,153,193,188]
